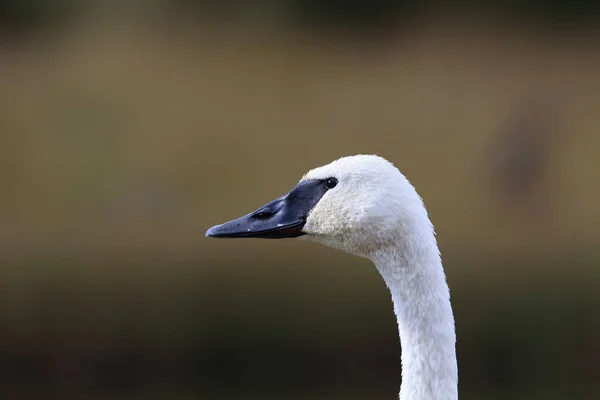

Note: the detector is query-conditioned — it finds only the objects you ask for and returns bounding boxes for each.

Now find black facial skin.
[205,178,337,239]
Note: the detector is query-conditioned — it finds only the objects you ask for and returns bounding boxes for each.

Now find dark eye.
[325,177,338,189]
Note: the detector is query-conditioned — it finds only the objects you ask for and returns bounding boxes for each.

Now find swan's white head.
[206,155,430,260]
[299,155,430,258]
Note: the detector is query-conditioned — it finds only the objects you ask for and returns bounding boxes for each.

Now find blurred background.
[1,1,599,399]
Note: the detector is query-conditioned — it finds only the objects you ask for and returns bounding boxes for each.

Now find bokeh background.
[1,1,599,399]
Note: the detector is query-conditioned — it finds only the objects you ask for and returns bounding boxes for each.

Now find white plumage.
[301,155,457,400]
[208,155,458,400]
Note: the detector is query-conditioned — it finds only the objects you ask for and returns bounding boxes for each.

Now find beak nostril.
[253,211,273,220]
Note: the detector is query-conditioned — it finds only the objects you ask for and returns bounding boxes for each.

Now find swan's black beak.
[205,179,329,239]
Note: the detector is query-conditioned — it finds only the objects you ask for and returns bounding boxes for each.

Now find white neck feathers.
[295,154,458,398]
[371,221,458,400]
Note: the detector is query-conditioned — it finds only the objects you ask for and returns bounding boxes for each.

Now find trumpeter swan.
[206,155,458,400]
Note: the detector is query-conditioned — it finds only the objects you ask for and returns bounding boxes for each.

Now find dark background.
[1,1,599,399]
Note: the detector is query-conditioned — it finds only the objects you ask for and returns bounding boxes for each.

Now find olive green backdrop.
[1,2,599,399]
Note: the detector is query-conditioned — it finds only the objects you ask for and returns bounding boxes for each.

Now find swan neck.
[372,235,458,400]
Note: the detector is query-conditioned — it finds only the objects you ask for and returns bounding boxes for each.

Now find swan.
[205,155,458,400]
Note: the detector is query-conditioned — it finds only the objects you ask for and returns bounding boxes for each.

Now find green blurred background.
[1,1,599,399]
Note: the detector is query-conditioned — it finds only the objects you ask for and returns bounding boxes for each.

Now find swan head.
[206,155,428,259]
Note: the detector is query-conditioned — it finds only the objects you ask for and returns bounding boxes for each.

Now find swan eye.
[325,177,338,189]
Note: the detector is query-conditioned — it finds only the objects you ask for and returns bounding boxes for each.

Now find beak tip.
[205,225,218,238]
